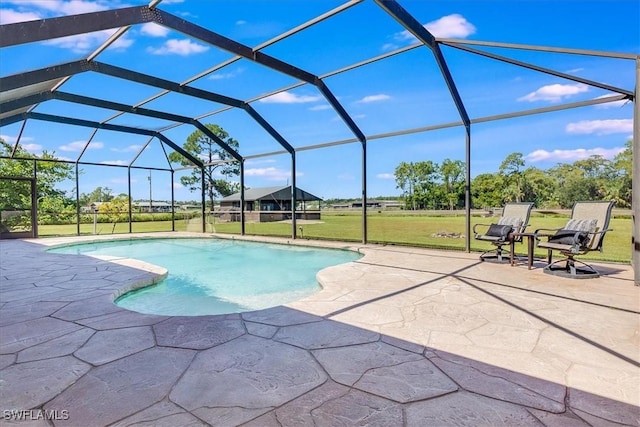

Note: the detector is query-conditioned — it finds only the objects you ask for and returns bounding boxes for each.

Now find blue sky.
[0,0,637,201]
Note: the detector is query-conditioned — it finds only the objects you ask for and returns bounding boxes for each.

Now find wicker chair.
[474,202,534,263]
[536,201,615,278]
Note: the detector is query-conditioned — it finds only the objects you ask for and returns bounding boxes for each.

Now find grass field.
[37,210,632,263]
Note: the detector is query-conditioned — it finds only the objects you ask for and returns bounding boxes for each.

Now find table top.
[511,231,537,237]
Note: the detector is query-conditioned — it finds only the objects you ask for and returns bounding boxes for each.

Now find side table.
[510,232,537,269]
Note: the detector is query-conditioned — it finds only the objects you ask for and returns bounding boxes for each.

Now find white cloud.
[593,95,631,109]
[209,68,244,80]
[236,20,247,25]
[377,173,395,179]
[0,134,32,144]
[244,158,276,166]
[140,23,169,37]
[111,145,142,153]
[42,29,133,53]
[259,91,322,104]
[60,141,103,152]
[0,9,41,24]
[245,167,301,181]
[566,119,633,135]
[199,153,223,162]
[99,160,128,166]
[309,104,331,111]
[331,113,365,122]
[49,0,107,15]
[147,39,209,56]
[424,14,477,38]
[173,181,184,189]
[355,94,391,103]
[393,14,476,44]
[109,35,134,50]
[381,42,398,51]
[1,1,109,24]
[518,83,588,103]
[4,0,107,15]
[21,143,43,153]
[0,137,41,154]
[209,73,233,80]
[245,167,286,179]
[110,177,130,184]
[525,147,625,163]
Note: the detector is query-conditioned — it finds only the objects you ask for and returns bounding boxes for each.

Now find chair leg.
[543,255,600,279]
[479,244,511,263]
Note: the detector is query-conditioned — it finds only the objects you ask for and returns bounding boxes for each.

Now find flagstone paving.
[0,232,638,426]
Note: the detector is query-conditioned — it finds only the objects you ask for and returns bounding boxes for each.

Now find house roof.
[220,186,322,202]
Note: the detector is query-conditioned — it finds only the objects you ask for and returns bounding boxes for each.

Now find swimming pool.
[49,238,361,316]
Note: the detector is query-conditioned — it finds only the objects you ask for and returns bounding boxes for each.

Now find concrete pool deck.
[0,232,638,426]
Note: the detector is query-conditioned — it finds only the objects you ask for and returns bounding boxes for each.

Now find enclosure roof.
[221,186,322,202]
[0,0,637,193]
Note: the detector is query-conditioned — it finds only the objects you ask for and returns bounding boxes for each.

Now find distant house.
[331,200,402,209]
[134,201,174,213]
[376,200,403,209]
[81,202,104,213]
[351,199,402,209]
[219,186,322,222]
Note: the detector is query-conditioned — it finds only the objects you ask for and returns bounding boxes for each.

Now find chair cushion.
[548,229,589,246]
[563,218,598,247]
[565,218,597,233]
[498,216,524,230]
[485,223,512,239]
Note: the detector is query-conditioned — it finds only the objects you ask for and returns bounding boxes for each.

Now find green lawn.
[37,210,632,263]
[38,222,177,235]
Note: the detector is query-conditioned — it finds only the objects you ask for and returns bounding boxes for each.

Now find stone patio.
[0,232,638,426]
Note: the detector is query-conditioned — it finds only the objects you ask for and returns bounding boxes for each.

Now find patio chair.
[535,200,615,278]
[474,202,534,263]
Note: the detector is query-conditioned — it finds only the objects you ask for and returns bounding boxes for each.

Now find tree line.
[394,140,632,210]
[0,134,632,219]
[0,124,238,219]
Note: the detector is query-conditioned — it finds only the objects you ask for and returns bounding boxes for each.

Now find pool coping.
[38,232,367,310]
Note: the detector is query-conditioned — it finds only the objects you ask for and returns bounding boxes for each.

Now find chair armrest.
[473,223,491,235]
[590,228,613,235]
[533,228,559,240]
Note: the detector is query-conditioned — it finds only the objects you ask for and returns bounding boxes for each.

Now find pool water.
[49,238,361,316]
